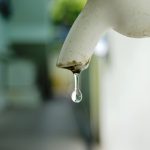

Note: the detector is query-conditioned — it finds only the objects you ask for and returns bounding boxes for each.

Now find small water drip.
[71,73,82,103]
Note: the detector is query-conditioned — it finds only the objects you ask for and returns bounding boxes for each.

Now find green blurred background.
[0,0,101,150]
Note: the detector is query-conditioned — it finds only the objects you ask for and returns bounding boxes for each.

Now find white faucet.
[57,0,150,71]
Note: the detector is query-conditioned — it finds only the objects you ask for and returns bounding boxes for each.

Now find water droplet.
[71,89,82,103]
[71,73,82,103]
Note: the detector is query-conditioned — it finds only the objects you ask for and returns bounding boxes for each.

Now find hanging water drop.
[57,60,90,103]
[71,73,82,103]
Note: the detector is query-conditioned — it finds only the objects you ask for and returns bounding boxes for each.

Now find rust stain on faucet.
[57,59,90,73]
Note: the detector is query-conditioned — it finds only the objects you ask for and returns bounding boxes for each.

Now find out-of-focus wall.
[9,0,52,43]
[0,14,10,111]
[7,59,41,108]
[101,30,150,150]
[0,15,9,52]
[0,0,53,109]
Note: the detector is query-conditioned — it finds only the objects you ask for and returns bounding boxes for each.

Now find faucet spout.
[57,0,150,72]
[57,0,112,72]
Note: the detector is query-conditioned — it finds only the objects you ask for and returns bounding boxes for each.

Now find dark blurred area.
[0,0,99,150]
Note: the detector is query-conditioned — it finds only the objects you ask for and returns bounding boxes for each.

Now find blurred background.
[0,0,99,150]
[1,0,150,150]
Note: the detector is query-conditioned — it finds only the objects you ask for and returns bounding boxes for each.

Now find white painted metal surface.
[57,0,150,68]
[100,30,150,150]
